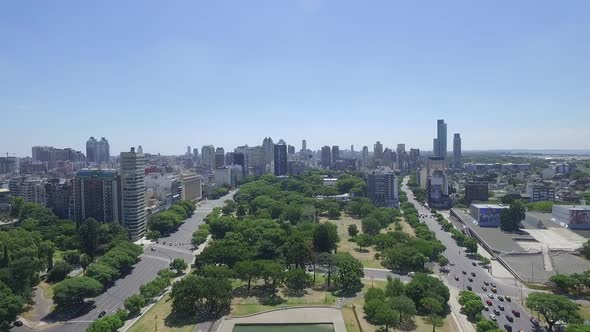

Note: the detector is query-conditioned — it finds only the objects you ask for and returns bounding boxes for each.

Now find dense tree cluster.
[86,309,128,332]
[148,200,196,237]
[526,292,581,331]
[364,274,449,332]
[85,241,143,286]
[499,201,526,232]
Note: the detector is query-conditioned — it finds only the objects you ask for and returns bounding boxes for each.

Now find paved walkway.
[216,307,346,332]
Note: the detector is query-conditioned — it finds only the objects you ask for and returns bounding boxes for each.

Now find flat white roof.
[471,203,507,209]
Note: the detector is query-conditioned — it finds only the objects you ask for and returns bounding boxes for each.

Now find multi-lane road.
[14,192,234,332]
[402,178,540,332]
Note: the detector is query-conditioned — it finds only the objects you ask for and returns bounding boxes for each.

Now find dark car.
[491,282,496,287]
[506,314,513,322]
[472,262,477,266]
[471,272,476,277]
[98,311,107,318]
[504,324,512,332]
[468,278,473,282]
[493,309,500,315]
[530,317,539,326]
[482,286,487,291]
[14,321,23,327]
[466,285,472,291]
[512,309,520,317]
[486,300,493,306]
[498,304,505,311]
[497,295,504,301]
[505,296,511,302]
[462,270,467,275]
[484,280,489,286]
[454,276,459,281]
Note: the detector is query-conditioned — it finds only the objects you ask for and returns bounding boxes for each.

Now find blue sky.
[1,0,589,156]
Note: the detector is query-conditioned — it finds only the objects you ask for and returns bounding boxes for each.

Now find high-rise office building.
[374,141,384,161]
[187,146,191,155]
[274,140,288,176]
[45,178,72,220]
[361,146,369,167]
[0,156,18,174]
[453,133,462,170]
[73,169,121,224]
[288,145,295,155]
[215,147,225,168]
[321,146,332,169]
[32,146,85,163]
[262,137,274,173]
[365,167,399,208]
[85,137,110,163]
[302,139,307,152]
[120,147,147,240]
[351,145,354,152]
[331,145,340,165]
[434,119,447,159]
[409,149,421,169]
[192,148,199,159]
[201,145,215,172]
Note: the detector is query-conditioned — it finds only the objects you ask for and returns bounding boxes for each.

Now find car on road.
[14,321,23,327]
[497,295,504,301]
[449,261,455,266]
[506,314,513,322]
[486,300,493,306]
[504,324,512,332]
[466,285,472,291]
[487,293,494,298]
[512,310,520,317]
[498,304,505,311]
[98,311,107,318]
[462,270,467,274]
[150,247,156,251]
[472,262,477,266]
[484,280,489,285]
[489,314,496,321]
[468,278,473,282]
[484,306,489,311]
[471,272,476,277]
[162,241,166,245]
[454,276,459,281]
[482,286,487,291]
[408,272,415,277]
[493,309,500,315]
[492,287,497,293]
[491,282,496,287]
[505,296,511,302]
[530,317,540,326]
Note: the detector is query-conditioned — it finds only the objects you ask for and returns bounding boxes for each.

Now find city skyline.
[2,1,590,155]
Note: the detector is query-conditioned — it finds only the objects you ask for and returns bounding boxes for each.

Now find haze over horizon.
[1,0,589,156]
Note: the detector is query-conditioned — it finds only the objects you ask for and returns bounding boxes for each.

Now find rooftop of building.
[553,205,590,211]
[76,169,118,178]
[0,188,9,193]
[471,203,507,209]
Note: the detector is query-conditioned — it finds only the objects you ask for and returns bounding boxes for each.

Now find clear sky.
[1,0,589,156]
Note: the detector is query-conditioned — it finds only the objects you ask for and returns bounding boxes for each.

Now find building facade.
[180,172,202,202]
[273,141,288,176]
[120,147,147,240]
[526,182,556,202]
[321,146,331,169]
[365,167,399,208]
[453,133,461,169]
[73,169,121,224]
[464,181,489,204]
[200,145,215,173]
[470,203,508,227]
[85,137,110,163]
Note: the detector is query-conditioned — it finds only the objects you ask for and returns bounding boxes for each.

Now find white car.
[487,293,494,299]
[489,314,496,321]
[449,262,455,266]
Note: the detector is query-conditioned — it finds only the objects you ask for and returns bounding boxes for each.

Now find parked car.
[472,262,477,266]
[471,272,476,277]
[482,286,487,291]
[491,282,496,287]
[484,306,489,311]
[486,300,493,306]
[484,281,489,286]
[489,314,497,321]
[512,309,520,317]
[505,296,512,302]
[506,315,513,322]
[530,318,540,326]
[497,295,504,301]
[492,287,497,293]
[493,309,500,315]
[468,278,473,282]
[504,324,512,332]
[487,293,494,299]
[498,305,505,311]
[462,270,467,275]
[13,321,23,327]
[454,276,459,281]
[466,285,472,291]
[150,247,156,251]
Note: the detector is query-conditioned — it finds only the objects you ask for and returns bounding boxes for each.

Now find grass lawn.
[579,303,590,320]
[230,278,338,317]
[128,294,195,332]
[320,215,383,268]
